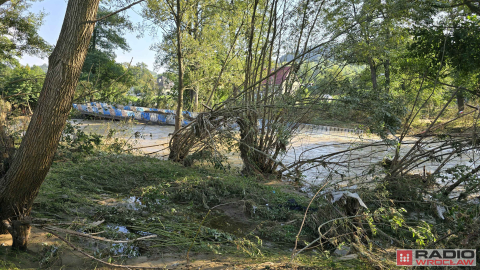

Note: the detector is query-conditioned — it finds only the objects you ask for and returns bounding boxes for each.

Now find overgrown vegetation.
[2,150,370,268]
[1,0,480,268]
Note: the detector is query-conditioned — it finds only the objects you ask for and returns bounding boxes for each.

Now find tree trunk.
[192,88,198,112]
[174,0,184,132]
[91,28,97,51]
[384,59,390,92]
[0,128,14,180]
[233,84,238,97]
[0,0,100,250]
[457,90,465,112]
[368,57,378,90]
[2,218,31,251]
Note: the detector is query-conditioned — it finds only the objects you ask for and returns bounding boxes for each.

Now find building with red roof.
[261,66,300,96]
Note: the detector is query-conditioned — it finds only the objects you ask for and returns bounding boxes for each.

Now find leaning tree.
[0,0,144,250]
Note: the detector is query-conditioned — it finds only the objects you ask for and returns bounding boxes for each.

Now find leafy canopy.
[0,0,50,68]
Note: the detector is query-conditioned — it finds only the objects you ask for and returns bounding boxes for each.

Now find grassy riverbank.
[0,154,370,269]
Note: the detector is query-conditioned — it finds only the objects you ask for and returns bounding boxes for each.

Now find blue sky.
[19,0,163,73]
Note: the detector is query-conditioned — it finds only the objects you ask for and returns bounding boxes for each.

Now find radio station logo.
[396,249,476,266]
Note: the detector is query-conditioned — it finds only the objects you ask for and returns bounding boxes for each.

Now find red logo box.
[397,250,413,266]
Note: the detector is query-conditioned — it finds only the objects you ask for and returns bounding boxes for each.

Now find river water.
[71,119,477,188]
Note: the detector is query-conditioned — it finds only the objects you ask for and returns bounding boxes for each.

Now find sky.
[19,0,164,73]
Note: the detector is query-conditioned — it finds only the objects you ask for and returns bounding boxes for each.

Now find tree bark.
[174,0,184,132]
[233,84,238,97]
[0,0,100,250]
[457,90,465,112]
[0,104,15,178]
[2,218,31,251]
[91,27,98,51]
[368,57,378,90]
[384,59,390,92]
[192,88,198,111]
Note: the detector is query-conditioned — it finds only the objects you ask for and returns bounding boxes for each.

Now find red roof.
[261,66,292,85]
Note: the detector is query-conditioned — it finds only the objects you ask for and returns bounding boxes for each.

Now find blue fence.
[72,103,196,126]
[72,103,365,136]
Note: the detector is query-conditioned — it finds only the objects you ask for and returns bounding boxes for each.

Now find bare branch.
[84,0,146,24]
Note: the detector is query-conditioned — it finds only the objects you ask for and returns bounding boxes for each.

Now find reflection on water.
[70,118,174,157]
[70,119,475,187]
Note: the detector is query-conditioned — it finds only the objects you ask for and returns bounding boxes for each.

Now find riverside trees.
[144,0,189,132]
[0,0,50,68]
[144,0,245,122]
[76,5,136,103]
[1,65,44,113]
[1,0,480,254]
[166,0,341,172]
[164,0,480,176]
